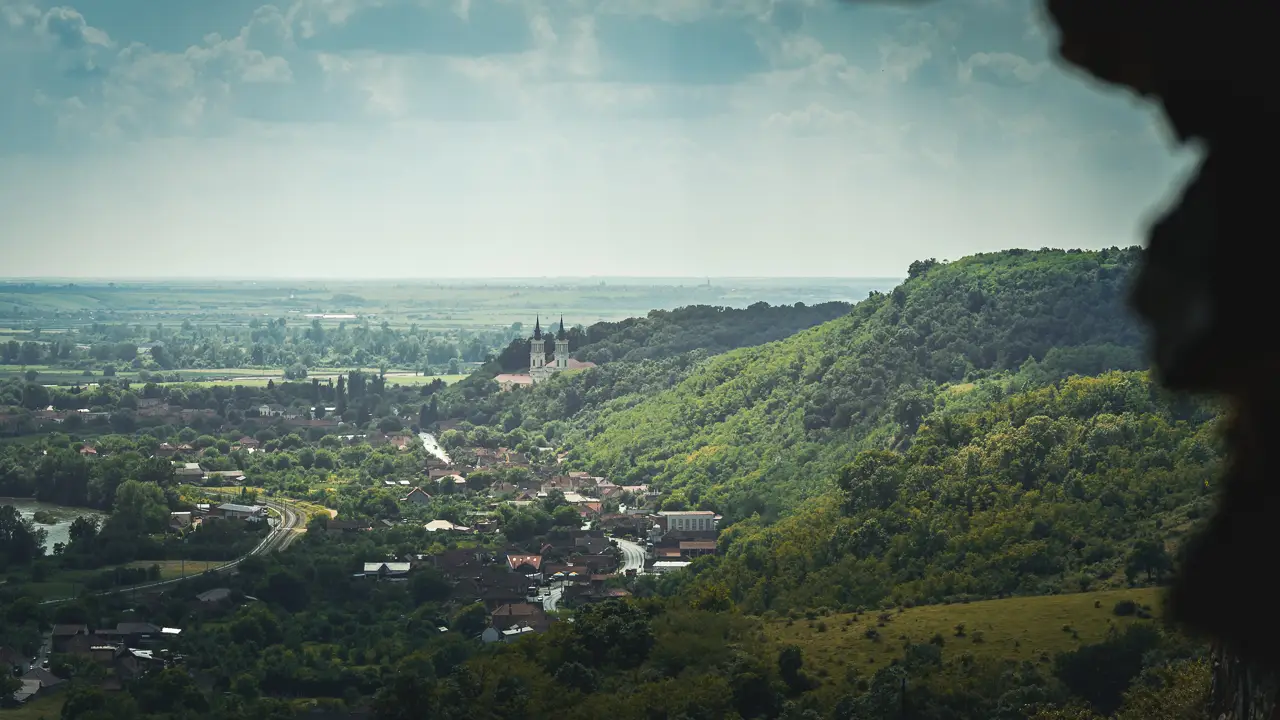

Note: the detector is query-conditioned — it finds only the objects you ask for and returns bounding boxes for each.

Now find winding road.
[39,495,306,605]
[615,537,647,574]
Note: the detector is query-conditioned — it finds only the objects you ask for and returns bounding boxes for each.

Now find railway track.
[39,495,306,605]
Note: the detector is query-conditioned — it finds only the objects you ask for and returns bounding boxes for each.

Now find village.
[5,426,722,705]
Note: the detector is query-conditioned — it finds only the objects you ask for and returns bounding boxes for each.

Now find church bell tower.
[530,316,546,371]
[555,316,569,369]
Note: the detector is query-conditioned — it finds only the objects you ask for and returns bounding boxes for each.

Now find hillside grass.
[0,693,66,719]
[764,587,1164,678]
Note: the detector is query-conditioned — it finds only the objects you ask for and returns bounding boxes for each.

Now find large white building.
[658,510,720,533]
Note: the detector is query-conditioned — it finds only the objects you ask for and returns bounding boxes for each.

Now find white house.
[215,503,266,521]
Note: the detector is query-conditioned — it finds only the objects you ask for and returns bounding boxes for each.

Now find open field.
[0,693,66,719]
[765,587,1164,683]
[146,373,467,389]
[0,278,896,331]
[0,365,467,388]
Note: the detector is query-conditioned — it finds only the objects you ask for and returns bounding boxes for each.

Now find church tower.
[555,316,569,369]
[530,316,546,371]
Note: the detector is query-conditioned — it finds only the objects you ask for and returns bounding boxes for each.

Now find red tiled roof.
[506,554,543,571]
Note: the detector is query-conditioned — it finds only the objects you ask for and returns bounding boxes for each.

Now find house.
[196,588,232,604]
[258,404,287,418]
[97,622,162,646]
[574,535,612,554]
[389,435,414,451]
[79,445,97,456]
[174,462,205,478]
[679,539,718,557]
[401,487,432,505]
[237,437,261,450]
[169,511,193,530]
[428,468,458,481]
[424,519,470,533]
[506,554,542,573]
[51,624,89,653]
[494,374,535,390]
[651,561,692,574]
[214,503,266,521]
[362,562,411,579]
[490,602,550,632]
[155,443,178,457]
[205,470,248,483]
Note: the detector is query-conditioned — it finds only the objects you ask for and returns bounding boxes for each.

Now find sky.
[0,0,1199,279]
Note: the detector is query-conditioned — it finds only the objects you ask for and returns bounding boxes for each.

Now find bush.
[1113,600,1138,616]
[954,623,966,637]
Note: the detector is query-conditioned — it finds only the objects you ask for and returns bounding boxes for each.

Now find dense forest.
[675,371,1220,613]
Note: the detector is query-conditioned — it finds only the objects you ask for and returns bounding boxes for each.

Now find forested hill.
[687,371,1220,613]
[562,248,1148,521]
[574,301,853,364]
[444,301,854,426]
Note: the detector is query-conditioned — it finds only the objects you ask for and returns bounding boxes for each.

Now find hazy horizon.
[2,0,1198,278]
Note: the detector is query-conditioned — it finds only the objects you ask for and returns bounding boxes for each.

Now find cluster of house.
[353,527,633,643]
[167,502,267,532]
[3,622,183,706]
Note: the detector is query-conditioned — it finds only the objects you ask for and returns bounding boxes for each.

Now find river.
[1,497,107,554]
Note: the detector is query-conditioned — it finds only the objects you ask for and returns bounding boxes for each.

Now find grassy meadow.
[764,587,1164,693]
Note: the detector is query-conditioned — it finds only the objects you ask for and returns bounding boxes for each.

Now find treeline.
[1,317,514,373]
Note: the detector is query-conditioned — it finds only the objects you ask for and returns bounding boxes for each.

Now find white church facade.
[528,316,571,384]
[494,316,596,389]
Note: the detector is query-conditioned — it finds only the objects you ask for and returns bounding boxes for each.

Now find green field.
[0,278,894,331]
[146,373,466,389]
[764,587,1164,685]
[0,693,65,719]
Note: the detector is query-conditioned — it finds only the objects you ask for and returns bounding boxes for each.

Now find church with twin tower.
[528,315,571,384]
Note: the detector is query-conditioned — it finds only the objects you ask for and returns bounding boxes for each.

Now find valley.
[1,250,1219,719]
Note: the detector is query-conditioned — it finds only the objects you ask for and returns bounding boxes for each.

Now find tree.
[0,504,47,568]
[110,480,169,535]
[1125,538,1173,583]
[451,602,489,638]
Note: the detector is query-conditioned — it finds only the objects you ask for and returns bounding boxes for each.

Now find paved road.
[543,582,564,613]
[39,496,305,605]
[615,537,647,574]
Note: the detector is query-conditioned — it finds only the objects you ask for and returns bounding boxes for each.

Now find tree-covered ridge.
[443,301,854,428]
[680,371,1220,613]
[562,248,1148,521]
[574,301,853,365]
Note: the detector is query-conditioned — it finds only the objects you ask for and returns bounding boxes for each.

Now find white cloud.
[0,0,1197,278]
[959,51,1047,85]
[765,102,862,135]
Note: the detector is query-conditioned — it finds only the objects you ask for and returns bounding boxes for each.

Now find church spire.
[533,315,542,340]
[557,315,566,340]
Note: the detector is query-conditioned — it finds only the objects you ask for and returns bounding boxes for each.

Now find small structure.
[196,588,232,604]
[214,503,267,522]
[401,487,432,505]
[362,562,411,579]
[424,519,470,533]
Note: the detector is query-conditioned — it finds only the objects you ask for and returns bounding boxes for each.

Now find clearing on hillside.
[765,587,1164,687]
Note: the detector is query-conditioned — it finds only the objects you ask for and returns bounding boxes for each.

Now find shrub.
[1113,600,1138,617]
[954,623,966,637]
